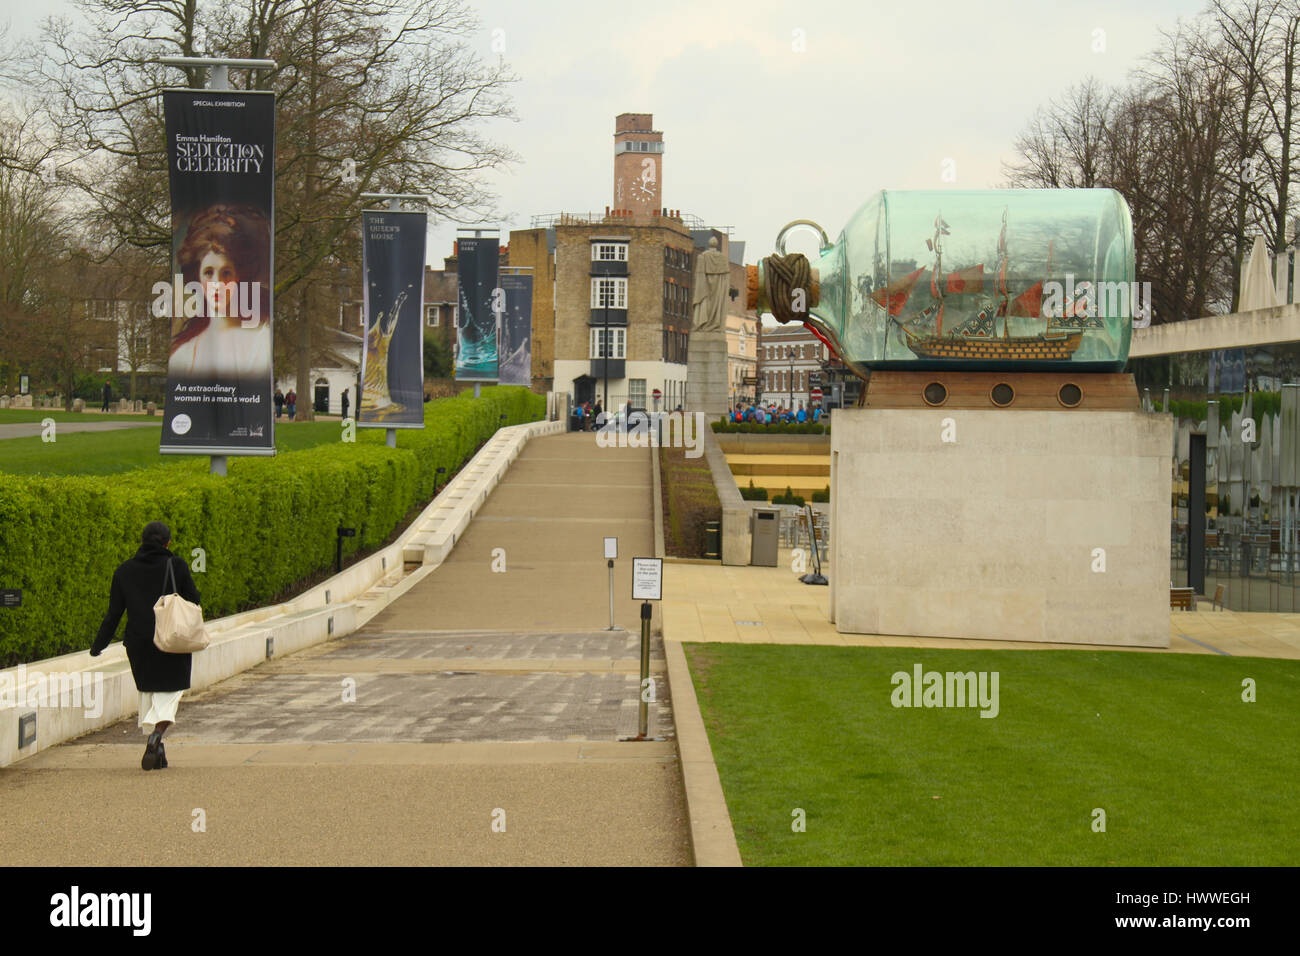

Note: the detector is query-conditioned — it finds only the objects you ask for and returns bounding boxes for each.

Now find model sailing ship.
[872,209,1102,363]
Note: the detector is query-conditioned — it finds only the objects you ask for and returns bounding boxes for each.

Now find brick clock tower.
[613,113,663,216]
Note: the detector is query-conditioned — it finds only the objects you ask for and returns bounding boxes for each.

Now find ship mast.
[928,215,949,336]
[997,208,1010,340]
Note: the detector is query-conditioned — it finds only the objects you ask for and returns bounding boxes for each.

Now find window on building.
[590,277,627,309]
[628,379,647,408]
[426,305,439,327]
[590,327,626,359]
[592,243,628,262]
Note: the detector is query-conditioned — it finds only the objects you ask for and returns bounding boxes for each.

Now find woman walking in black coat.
[90,521,202,771]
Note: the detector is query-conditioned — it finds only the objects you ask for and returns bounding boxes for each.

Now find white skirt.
[138,690,183,733]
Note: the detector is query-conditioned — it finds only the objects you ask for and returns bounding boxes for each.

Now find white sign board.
[604,537,618,560]
[632,557,663,601]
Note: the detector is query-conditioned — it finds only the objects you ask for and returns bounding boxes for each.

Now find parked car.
[597,406,653,433]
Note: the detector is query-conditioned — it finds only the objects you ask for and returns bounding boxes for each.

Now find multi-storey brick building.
[756,323,829,410]
[426,113,743,407]
[548,211,719,412]
[539,113,746,412]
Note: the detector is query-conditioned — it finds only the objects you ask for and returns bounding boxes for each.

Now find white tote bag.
[153,560,209,654]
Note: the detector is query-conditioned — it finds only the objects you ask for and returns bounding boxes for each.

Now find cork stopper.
[747,258,820,316]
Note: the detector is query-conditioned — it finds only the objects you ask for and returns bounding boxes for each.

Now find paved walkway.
[0,433,691,866]
[662,545,1300,659]
[0,420,160,440]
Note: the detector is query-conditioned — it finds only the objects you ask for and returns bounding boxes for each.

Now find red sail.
[1008,280,1044,318]
[945,264,985,295]
[871,268,926,316]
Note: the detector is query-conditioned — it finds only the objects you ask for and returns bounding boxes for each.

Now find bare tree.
[0,100,72,392]
[1004,77,1113,189]
[1005,12,1253,324]
[1209,0,1283,309]
[27,0,517,417]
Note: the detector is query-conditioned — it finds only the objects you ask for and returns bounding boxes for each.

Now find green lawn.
[0,420,353,475]
[685,644,1300,866]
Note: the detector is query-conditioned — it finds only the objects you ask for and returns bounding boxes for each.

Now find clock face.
[632,179,656,200]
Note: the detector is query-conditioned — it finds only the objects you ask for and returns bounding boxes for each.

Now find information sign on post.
[631,558,663,601]
[621,557,665,742]
[603,537,620,630]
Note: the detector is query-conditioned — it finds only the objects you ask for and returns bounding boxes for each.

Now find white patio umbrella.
[1241,235,1282,312]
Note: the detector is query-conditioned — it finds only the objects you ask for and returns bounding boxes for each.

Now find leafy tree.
[423,333,452,378]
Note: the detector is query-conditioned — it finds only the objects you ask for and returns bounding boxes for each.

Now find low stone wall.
[702,427,752,566]
[0,419,563,768]
[714,432,831,456]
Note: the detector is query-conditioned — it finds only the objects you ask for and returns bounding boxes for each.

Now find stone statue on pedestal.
[691,237,730,334]
[685,236,731,417]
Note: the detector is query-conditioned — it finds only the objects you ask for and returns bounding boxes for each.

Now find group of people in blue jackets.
[730,402,824,425]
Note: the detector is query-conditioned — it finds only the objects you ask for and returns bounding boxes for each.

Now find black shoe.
[157,740,168,769]
[142,730,162,771]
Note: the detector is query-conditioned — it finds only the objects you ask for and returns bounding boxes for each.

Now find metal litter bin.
[751,508,780,567]
[704,520,721,560]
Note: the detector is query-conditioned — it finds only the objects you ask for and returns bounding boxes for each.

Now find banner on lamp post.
[158,89,276,455]
[455,235,499,381]
[497,273,532,387]
[359,209,427,427]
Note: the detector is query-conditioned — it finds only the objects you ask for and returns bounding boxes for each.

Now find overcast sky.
[5,0,1210,266]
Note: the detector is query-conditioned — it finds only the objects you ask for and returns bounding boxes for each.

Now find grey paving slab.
[121,670,676,744]
[333,630,665,661]
[0,420,160,439]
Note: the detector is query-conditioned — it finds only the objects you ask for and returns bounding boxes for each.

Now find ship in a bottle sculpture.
[747,189,1134,373]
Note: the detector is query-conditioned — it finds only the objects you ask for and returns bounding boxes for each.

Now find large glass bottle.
[749,188,1135,373]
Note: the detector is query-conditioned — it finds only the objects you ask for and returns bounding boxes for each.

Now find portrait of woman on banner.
[167,204,273,378]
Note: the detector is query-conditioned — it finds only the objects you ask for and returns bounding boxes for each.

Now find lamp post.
[788,346,795,410]
[603,294,610,414]
[727,287,740,416]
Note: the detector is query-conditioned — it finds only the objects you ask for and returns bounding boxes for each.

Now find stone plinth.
[72,398,85,412]
[830,406,1172,647]
[685,332,729,418]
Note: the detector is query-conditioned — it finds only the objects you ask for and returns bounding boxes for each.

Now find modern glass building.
[1129,303,1300,611]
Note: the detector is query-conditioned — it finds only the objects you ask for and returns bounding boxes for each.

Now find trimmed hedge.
[772,486,806,506]
[740,480,769,501]
[0,386,544,666]
[711,420,830,434]
[812,485,830,503]
[1164,392,1282,425]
